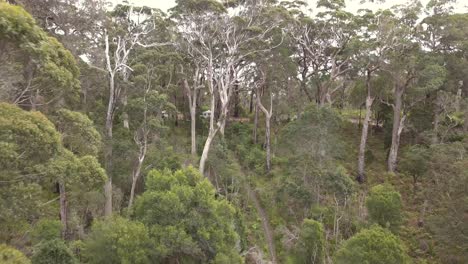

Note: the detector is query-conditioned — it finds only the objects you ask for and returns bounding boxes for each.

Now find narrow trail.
[243,180,278,264]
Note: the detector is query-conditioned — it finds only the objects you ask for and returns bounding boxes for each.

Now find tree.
[354,9,395,182]
[0,103,106,240]
[334,226,410,264]
[290,0,358,105]
[99,4,171,216]
[0,2,80,109]
[382,3,447,172]
[126,62,175,208]
[15,0,108,56]
[366,184,403,232]
[132,167,243,263]
[399,145,430,190]
[174,0,284,174]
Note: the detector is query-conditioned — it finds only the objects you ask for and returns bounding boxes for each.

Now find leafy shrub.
[0,244,30,264]
[133,167,243,263]
[31,239,76,264]
[83,216,150,264]
[291,219,325,264]
[334,226,410,264]
[31,219,62,244]
[366,184,403,232]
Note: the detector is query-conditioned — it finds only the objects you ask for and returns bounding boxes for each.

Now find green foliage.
[0,244,30,264]
[424,141,468,263]
[291,219,325,264]
[83,216,150,264]
[31,219,62,244]
[31,239,76,264]
[400,145,430,184]
[276,105,349,215]
[133,167,243,263]
[38,148,106,192]
[0,2,80,106]
[0,103,61,240]
[52,109,101,156]
[366,184,403,232]
[324,166,356,202]
[0,103,61,165]
[0,104,105,242]
[334,226,410,264]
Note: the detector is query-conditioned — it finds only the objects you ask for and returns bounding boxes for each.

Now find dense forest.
[0,0,467,263]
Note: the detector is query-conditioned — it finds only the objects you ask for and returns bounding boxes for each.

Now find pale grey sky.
[111,0,467,13]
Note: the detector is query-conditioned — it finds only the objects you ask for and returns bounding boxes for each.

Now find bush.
[291,219,325,264]
[0,244,30,264]
[31,219,62,244]
[133,167,243,263]
[334,226,410,264]
[83,216,150,264]
[366,184,402,231]
[31,239,76,264]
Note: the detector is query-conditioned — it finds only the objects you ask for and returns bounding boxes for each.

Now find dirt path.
[243,181,278,264]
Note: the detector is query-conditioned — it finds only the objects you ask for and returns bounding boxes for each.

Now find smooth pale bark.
[183,78,198,156]
[103,32,115,216]
[455,88,462,112]
[253,97,259,144]
[357,72,374,183]
[388,88,405,173]
[432,104,440,144]
[59,182,68,239]
[357,95,374,183]
[199,128,218,175]
[104,74,114,216]
[128,144,146,209]
[257,94,273,173]
[199,60,219,175]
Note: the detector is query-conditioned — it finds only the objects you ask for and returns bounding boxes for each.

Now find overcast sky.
[111,0,467,13]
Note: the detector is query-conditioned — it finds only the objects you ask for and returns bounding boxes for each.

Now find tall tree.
[99,5,171,215]
[354,9,395,182]
[383,2,446,172]
[290,0,358,105]
[174,0,284,174]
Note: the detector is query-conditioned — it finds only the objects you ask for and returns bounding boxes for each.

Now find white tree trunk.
[190,106,196,155]
[128,156,144,209]
[59,181,68,239]
[388,89,404,173]
[357,95,374,182]
[199,128,218,175]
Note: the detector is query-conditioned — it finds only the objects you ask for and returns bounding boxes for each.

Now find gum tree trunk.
[357,95,374,183]
[357,72,374,183]
[59,182,68,239]
[388,88,404,173]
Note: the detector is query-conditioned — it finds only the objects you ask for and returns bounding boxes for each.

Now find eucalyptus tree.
[383,2,447,172]
[173,0,284,174]
[420,2,468,142]
[99,5,171,215]
[0,104,106,240]
[354,9,396,182]
[126,47,176,208]
[13,0,108,56]
[290,0,358,105]
[0,1,80,110]
[178,45,206,157]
